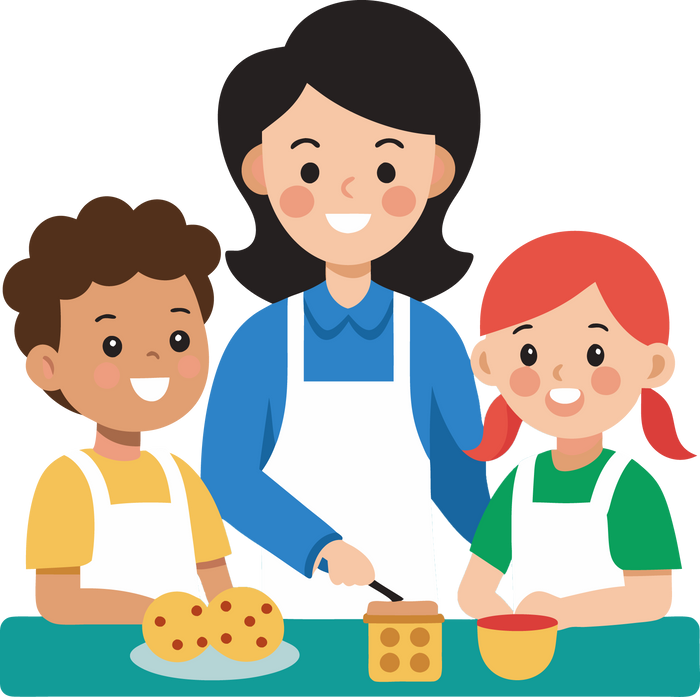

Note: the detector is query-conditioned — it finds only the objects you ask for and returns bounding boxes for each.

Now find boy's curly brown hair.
[3,196,221,413]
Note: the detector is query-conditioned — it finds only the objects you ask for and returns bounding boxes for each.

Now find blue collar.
[303,281,393,340]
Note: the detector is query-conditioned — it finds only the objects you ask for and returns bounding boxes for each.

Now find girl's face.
[471,284,674,440]
[244,85,453,267]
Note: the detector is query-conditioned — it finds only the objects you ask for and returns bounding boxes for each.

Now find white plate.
[130,641,300,681]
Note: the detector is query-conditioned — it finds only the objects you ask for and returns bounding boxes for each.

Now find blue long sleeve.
[202,283,488,579]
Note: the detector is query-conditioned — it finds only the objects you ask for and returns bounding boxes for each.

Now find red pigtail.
[465,395,523,462]
[641,388,695,460]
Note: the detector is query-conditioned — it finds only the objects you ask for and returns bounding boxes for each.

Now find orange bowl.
[477,614,558,680]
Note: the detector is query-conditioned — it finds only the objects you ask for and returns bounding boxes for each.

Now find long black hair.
[219,0,480,302]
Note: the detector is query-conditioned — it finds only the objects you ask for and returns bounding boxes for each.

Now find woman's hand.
[515,592,567,628]
[315,540,375,586]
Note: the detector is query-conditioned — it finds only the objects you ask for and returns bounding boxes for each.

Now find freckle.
[510,367,540,397]
[591,366,621,395]
[280,186,314,218]
[382,186,416,217]
[94,362,120,389]
[178,355,200,379]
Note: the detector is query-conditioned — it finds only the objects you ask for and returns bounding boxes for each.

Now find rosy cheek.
[591,366,621,395]
[279,186,314,218]
[94,362,120,389]
[509,367,540,397]
[382,186,416,217]
[178,355,201,379]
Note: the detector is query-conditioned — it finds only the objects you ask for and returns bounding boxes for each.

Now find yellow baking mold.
[363,600,444,682]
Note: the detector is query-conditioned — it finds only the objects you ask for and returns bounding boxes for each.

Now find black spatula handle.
[369,580,403,602]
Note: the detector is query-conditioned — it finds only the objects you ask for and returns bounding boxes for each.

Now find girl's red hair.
[465,231,694,461]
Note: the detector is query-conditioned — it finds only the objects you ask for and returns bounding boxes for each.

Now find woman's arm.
[36,570,152,624]
[197,558,233,602]
[458,554,513,618]
[516,570,672,629]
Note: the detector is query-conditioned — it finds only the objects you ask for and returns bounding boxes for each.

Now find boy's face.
[34,273,209,433]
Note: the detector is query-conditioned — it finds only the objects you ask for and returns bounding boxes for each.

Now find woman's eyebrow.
[95,314,116,323]
[291,138,320,149]
[588,323,609,331]
[513,324,533,334]
[375,138,404,149]
[171,308,191,314]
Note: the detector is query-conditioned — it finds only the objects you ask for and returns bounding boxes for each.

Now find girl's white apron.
[509,451,628,609]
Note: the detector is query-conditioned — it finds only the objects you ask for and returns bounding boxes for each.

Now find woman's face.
[471,284,674,440]
[246,85,452,267]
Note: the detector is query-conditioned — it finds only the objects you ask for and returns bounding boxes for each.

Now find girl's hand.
[314,540,375,586]
[515,592,568,628]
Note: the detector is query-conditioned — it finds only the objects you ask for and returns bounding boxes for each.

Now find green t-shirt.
[470,449,681,574]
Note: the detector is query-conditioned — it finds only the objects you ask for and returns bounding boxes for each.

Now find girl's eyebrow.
[95,314,116,323]
[513,324,533,334]
[375,138,404,149]
[588,323,609,331]
[291,138,320,149]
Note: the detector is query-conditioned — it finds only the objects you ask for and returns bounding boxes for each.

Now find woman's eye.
[300,162,319,184]
[102,336,122,358]
[377,162,396,183]
[587,344,604,367]
[170,331,190,353]
[520,344,537,366]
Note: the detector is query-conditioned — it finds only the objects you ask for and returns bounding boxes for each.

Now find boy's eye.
[377,162,396,183]
[587,344,605,367]
[102,336,122,358]
[301,162,319,184]
[170,330,190,353]
[520,344,537,366]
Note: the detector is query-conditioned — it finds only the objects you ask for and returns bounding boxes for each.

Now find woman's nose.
[553,364,564,381]
[341,176,355,199]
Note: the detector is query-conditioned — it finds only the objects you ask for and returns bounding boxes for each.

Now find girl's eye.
[520,344,537,366]
[301,162,319,184]
[377,162,396,183]
[102,336,122,358]
[170,331,190,353]
[587,344,604,367]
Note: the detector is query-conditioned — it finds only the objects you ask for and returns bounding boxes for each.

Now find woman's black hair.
[219,0,480,302]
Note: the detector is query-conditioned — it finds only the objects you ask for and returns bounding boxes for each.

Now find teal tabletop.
[0,616,698,696]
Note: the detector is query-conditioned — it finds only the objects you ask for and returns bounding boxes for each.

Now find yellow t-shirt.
[26,450,231,572]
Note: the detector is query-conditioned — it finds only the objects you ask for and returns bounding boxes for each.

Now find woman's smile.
[325,213,371,234]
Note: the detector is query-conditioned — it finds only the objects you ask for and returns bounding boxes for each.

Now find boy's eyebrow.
[513,324,533,334]
[95,314,116,323]
[291,138,320,149]
[588,323,609,331]
[171,308,191,314]
[375,138,404,149]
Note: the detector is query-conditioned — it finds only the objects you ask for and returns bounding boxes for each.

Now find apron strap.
[68,450,111,509]
[512,455,538,507]
[591,451,630,510]
[393,293,410,385]
[147,450,188,508]
[288,293,304,384]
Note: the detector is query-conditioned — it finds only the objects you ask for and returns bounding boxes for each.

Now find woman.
[202,0,487,618]
[459,231,692,627]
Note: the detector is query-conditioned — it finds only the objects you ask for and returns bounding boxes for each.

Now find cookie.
[207,587,284,662]
[142,592,210,662]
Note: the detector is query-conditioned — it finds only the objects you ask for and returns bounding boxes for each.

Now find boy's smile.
[47,273,209,432]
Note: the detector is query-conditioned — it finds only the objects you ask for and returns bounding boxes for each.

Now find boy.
[3,196,232,624]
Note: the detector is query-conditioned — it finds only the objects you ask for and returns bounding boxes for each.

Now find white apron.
[510,451,628,610]
[71,450,204,600]
[260,292,437,618]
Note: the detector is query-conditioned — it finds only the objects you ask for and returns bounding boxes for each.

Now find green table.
[0,616,698,696]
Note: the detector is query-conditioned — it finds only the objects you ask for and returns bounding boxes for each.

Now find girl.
[459,230,694,629]
[203,0,487,618]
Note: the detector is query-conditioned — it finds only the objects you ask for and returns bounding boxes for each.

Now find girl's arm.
[516,570,672,629]
[458,554,513,618]
[197,557,233,603]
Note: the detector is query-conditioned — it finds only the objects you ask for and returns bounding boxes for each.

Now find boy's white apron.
[70,450,203,599]
[261,292,437,618]
[510,451,628,609]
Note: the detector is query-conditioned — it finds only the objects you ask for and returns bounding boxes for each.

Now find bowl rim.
[476,614,558,631]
